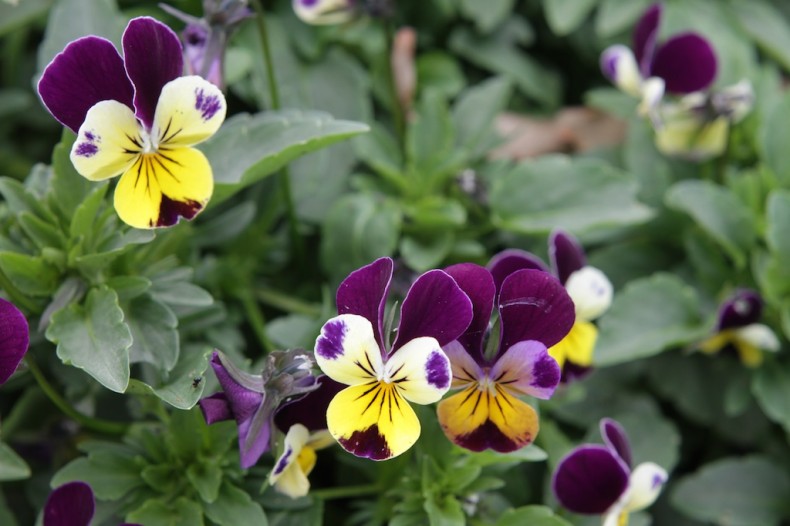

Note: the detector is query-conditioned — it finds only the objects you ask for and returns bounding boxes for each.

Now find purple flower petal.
[443,263,496,363]
[0,299,28,385]
[44,481,95,526]
[37,36,134,133]
[122,17,184,130]
[549,230,587,284]
[601,418,633,467]
[633,3,662,71]
[198,392,232,424]
[275,375,345,432]
[552,445,630,514]
[650,33,717,94]
[239,396,276,468]
[490,340,560,399]
[487,249,548,294]
[498,269,575,356]
[718,289,762,330]
[391,269,473,352]
[336,257,393,353]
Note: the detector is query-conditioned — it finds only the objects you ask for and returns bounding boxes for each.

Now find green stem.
[25,357,128,436]
[236,289,275,354]
[250,0,280,110]
[257,287,322,317]
[0,267,39,314]
[311,484,381,501]
[383,20,406,152]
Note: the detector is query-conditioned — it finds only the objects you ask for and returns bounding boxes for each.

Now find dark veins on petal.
[156,195,203,227]
[339,424,392,460]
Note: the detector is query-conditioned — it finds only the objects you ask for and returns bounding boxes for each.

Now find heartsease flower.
[199,349,317,468]
[293,0,356,25]
[43,481,140,526]
[698,289,780,367]
[488,231,613,382]
[37,17,227,229]
[553,418,668,526]
[436,264,574,453]
[0,298,29,385]
[314,257,473,461]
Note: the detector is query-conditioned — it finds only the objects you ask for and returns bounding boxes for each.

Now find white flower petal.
[564,266,613,322]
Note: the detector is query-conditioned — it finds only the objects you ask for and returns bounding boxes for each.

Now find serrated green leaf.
[126,295,179,372]
[52,454,143,500]
[542,0,598,36]
[203,483,267,526]
[0,442,30,481]
[0,252,59,297]
[126,496,204,526]
[46,286,132,392]
[124,346,212,409]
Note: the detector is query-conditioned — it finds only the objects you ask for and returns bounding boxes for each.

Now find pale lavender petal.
[336,257,393,352]
[549,230,586,285]
[44,481,95,526]
[443,263,496,363]
[37,36,134,133]
[718,289,762,330]
[392,269,473,352]
[633,3,662,69]
[0,299,28,385]
[552,445,630,514]
[198,392,232,424]
[650,33,717,94]
[487,249,548,294]
[489,340,560,399]
[601,418,633,467]
[498,269,575,355]
[122,17,184,130]
[275,375,344,432]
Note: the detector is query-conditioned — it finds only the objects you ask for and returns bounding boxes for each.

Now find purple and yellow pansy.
[37,16,226,229]
[553,418,667,526]
[314,257,473,461]
[435,263,574,453]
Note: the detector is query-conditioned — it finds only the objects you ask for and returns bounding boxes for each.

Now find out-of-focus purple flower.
[43,481,140,526]
[199,349,317,469]
[553,418,667,526]
[0,298,29,385]
[698,289,780,367]
[160,0,253,89]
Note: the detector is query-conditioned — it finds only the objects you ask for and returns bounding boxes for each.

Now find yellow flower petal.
[548,320,597,369]
[70,100,142,181]
[698,331,731,355]
[326,382,420,460]
[113,146,213,229]
[385,337,451,405]
[315,314,384,386]
[152,76,226,148]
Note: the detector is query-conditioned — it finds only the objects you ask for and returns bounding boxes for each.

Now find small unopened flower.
[436,264,574,452]
[0,298,29,385]
[43,481,140,526]
[37,17,226,229]
[553,418,668,526]
[199,349,317,468]
[314,257,473,460]
[698,289,780,367]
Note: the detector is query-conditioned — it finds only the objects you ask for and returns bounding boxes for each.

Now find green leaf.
[596,274,707,366]
[124,346,212,410]
[729,0,790,72]
[665,180,756,268]
[759,190,790,302]
[354,123,404,183]
[752,358,790,434]
[126,295,179,372]
[424,493,464,526]
[495,506,572,526]
[187,462,223,504]
[320,194,402,282]
[0,176,55,222]
[595,0,653,37]
[407,89,454,175]
[46,286,132,393]
[18,212,66,250]
[0,442,30,481]
[126,497,205,526]
[416,53,466,99]
[0,252,59,297]
[107,276,152,301]
[542,0,598,36]
[200,110,368,205]
[459,0,515,33]
[467,445,548,467]
[203,483,267,526]
[452,77,512,159]
[52,454,143,500]
[149,281,213,309]
[69,183,108,242]
[490,156,654,236]
[49,131,96,220]
[671,456,790,526]
[0,0,53,36]
[400,232,454,273]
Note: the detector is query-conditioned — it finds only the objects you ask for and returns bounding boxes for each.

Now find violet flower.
[436,263,574,453]
[199,349,317,468]
[698,289,780,367]
[314,257,473,460]
[0,298,29,385]
[43,481,140,526]
[37,17,226,229]
[553,418,668,526]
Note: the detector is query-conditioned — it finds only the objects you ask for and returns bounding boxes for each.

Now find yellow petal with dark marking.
[326,382,419,461]
[113,146,213,229]
[548,320,597,369]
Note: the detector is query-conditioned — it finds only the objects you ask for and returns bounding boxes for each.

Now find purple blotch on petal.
[450,419,525,453]
[198,392,232,424]
[718,289,762,330]
[275,375,345,432]
[74,142,98,158]
[0,298,29,385]
[195,88,222,121]
[338,424,392,460]
[650,33,717,94]
[122,17,184,130]
[552,445,630,514]
[444,263,496,363]
[425,351,450,389]
[601,418,633,467]
[44,481,95,526]
[156,195,203,227]
[37,36,134,134]
[315,318,348,360]
[549,230,586,284]
[487,249,548,294]
[633,3,663,69]
[273,447,293,475]
[336,258,393,352]
[530,352,562,391]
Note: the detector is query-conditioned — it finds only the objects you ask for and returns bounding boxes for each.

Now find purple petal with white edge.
[444,263,496,363]
[601,418,633,467]
[0,299,29,385]
[718,289,762,330]
[552,445,630,514]
[336,257,393,353]
[549,230,586,284]
[37,36,134,134]
[391,269,473,352]
[198,392,232,424]
[487,249,548,294]
[489,340,560,400]
[633,3,662,70]
[44,481,95,526]
[498,269,575,356]
[650,33,717,94]
[122,17,184,130]
[275,375,345,432]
